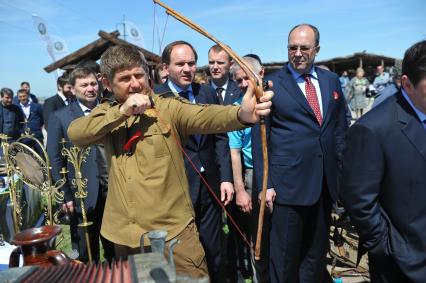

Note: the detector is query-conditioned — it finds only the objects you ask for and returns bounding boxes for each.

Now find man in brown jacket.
[67,44,273,278]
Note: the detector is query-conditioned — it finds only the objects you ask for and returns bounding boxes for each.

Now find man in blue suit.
[340,41,426,283]
[47,67,113,263]
[208,44,242,106]
[252,24,347,282]
[154,41,233,282]
[13,81,39,106]
[16,89,44,155]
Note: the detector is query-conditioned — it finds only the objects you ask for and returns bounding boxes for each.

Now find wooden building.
[44,30,161,78]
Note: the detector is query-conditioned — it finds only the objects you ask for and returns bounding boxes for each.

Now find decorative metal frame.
[0,133,22,233]
[61,138,93,263]
[7,131,66,226]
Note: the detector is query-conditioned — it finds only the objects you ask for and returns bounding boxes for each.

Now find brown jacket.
[67,93,245,247]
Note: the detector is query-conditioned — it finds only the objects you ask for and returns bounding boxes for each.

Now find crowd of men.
[1,23,425,283]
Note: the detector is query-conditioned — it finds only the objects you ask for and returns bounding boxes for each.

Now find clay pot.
[9,225,69,267]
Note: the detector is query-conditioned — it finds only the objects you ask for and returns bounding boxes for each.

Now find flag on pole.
[123,20,145,48]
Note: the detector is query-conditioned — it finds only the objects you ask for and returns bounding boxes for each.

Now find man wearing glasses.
[252,23,348,282]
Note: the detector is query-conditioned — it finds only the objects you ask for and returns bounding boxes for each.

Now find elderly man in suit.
[46,67,113,263]
[43,74,73,131]
[154,41,234,282]
[252,23,348,283]
[340,41,426,283]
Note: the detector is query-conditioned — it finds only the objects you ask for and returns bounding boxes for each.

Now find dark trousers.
[369,253,411,283]
[193,178,222,283]
[226,200,254,282]
[226,168,271,283]
[69,190,114,263]
[270,189,331,283]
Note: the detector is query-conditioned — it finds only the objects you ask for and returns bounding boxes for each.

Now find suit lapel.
[69,101,84,120]
[224,81,238,105]
[56,94,66,107]
[396,92,426,162]
[278,66,316,119]
[317,68,330,123]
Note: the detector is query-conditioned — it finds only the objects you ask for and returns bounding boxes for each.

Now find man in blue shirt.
[372,70,401,108]
[228,55,270,283]
[373,65,390,93]
[340,40,426,282]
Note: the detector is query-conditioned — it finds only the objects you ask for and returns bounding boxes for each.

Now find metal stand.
[61,139,93,263]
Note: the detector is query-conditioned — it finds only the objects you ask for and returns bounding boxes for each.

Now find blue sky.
[0,0,425,99]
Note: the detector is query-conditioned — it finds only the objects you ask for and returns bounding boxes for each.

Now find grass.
[56,224,105,262]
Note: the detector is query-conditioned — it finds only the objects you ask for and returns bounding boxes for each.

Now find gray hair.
[230,56,263,79]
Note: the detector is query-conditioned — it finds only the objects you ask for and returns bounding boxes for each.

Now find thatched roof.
[44,30,161,73]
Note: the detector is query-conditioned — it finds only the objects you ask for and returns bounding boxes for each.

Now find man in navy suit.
[13,81,39,106]
[47,67,113,262]
[340,41,426,283]
[252,24,347,282]
[16,89,44,156]
[154,41,233,282]
[208,44,249,282]
[43,75,73,131]
[208,44,242,105]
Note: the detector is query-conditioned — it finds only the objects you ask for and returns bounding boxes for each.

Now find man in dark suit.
[208,44,242,105]
[0,88,24,143]
[43,74,73,131]
[340,41,426,283]
[252,24,347,282]
[13,81,39,106]
[47,67,113,263]
[16,89,44,156]
[154,40,233,282]
[208,44,248,282]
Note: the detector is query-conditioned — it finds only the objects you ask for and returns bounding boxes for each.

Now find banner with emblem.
[31,14,68,78]
[123,20,145,48]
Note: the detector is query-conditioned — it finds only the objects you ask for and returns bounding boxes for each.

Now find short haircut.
[20,81,30,87]
[17,89,27,96]
[57,74,70,88]
[402,40,426,87]
[243,53,262,66]
[208,44,231,61]
[231,55,263,78]
[75,60,100,74]
[288,23,320,47]
[100,45,149,82]
[162,40,198,65]
[69,67,97,86]
[0,88,13,98]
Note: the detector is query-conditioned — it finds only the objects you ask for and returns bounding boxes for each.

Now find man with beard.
[43,74,74,131]
[66,44,273,278]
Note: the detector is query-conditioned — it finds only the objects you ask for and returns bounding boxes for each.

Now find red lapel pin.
[333,91,339,100]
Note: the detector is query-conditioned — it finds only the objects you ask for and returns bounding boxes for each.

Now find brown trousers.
[114,221,208,278]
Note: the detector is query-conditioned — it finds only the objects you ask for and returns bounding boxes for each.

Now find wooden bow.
[154,0,269,260]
